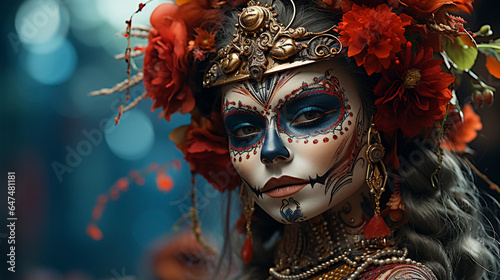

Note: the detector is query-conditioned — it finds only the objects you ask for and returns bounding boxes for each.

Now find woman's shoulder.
[358,263,437,280]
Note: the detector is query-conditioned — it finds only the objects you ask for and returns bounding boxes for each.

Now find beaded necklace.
[267,214,426,280]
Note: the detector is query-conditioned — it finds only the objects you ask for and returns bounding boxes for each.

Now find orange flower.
[170,111,241,192]
[143,3,195,121]
[443,104,482,152]
[193,28,216,51]
[485,55,500,79]
[374,43,454,137]
[338,4,412,75]
[188,27,217,61]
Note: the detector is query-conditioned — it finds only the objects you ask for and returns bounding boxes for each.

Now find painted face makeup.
[222,60,369,224]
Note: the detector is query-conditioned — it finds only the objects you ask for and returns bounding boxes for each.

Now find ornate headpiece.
[203,0,342,87]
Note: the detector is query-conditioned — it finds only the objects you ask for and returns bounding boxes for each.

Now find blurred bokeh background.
[0,0,499,280]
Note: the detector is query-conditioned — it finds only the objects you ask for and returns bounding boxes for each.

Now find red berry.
[483,89,494,106]
[473,92,483,107]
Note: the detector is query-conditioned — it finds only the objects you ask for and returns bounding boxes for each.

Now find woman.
[94,0,500,278]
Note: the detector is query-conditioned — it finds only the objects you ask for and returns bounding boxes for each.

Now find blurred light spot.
[15,0,69,47]
[68,0,105,30]
[132,209,173,248]
[25,38,77,85]
[24,36,65,54]
[105,110,154,160]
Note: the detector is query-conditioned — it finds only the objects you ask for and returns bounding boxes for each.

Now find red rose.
[374,43,454,137]
[338,4,412,75]
[170,112,241,192]
[143,3,195,121]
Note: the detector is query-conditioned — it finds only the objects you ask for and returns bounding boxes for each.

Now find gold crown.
[203,0,342,88]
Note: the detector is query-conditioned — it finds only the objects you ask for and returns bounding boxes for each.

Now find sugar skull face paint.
[222,60,369,224]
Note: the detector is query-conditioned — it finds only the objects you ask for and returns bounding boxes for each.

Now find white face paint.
[222,60,368,224]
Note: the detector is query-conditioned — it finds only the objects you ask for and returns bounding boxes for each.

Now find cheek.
[229,145,262,181]
[284,105,360,173]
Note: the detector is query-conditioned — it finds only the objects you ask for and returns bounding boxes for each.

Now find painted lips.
[261,176,310,198]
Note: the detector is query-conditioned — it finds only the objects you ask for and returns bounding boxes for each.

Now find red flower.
[143,3,195,121]
[374,43,454,137]
[170,111,241,192]
[395,0,473,20]
[443,104,482,152]
[339,0,388,12]
[176,0,222,34]
[338,4,412,75]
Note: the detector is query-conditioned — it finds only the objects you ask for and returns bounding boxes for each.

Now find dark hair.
[210,0,500,279]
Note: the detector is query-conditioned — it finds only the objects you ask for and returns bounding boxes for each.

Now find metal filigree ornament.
[365,125,387,216]
[203,0,342,87]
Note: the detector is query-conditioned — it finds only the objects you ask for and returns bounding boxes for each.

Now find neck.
[273,185,375,273]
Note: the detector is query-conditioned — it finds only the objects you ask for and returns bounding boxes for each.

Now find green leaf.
[444,37,478,71]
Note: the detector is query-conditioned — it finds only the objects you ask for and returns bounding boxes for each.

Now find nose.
[260,120,292,164]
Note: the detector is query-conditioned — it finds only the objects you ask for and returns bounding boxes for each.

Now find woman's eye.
[234,126,260,137]
[291,110,324,125]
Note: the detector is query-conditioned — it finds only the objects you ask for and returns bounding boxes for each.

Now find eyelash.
[290,107,327,127]
[229,123,261,138]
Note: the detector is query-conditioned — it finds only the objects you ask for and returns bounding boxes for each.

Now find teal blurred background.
[0,0,499,280]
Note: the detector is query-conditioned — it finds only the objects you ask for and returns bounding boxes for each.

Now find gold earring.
[364,123,391,240]
[240,187,255,264]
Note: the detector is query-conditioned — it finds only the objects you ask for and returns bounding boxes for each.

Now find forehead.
[222,60,356,107]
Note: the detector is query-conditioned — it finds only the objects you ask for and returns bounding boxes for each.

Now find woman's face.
[222,60,369,224]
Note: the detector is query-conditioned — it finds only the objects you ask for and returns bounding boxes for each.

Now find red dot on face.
[239,157,242,162]
[253,150,257,155]
[246,155,250,159]
[288,138,293,143]
[233,157,236,162]
[345,127,349,131]
[348,121,352,125]
[333,135,338,140]
[347,105,351,110]
[313,139,318,144]
[323,138,329,143]
[304,140,309,144]
[340,132,344,135]
[349,112,354,117]
[345,98,349,101]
